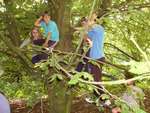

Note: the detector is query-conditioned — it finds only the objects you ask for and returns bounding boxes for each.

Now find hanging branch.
[104,43,137,61]
[39,59,133,109]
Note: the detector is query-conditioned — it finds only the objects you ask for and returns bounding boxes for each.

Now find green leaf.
[68,75,79,85]
[79,72,94,81]
[68,72,93,85]
[56,74,63,80]
[100,94,110,100]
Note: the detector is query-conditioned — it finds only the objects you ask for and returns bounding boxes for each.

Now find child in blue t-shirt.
[34,11,59,48]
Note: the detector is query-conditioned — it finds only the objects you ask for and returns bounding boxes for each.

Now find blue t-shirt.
[40,20,59,41]
[88,25,105,59]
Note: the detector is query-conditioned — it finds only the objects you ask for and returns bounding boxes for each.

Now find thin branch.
[29,47,150,86]
[79,74,150,85]
[104,43,137,61]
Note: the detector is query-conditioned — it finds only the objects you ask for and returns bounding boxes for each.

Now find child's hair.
[44,11,49,15]
[30,27,42,40]
[41,11,49,18]
[80,17,88,23]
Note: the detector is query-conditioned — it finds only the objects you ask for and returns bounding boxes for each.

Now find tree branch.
[104,43,138,61]
[80,73,150,85]
[0,33,34,74]
[26,47,130,72]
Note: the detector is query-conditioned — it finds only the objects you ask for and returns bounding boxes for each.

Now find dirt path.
[10,98,101,113]
[10,90,150,113]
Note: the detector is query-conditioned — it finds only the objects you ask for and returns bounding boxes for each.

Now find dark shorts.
[48,40,57,48]
[89,57,105,81]
[76,49,90,72]
[33,39,57,47]
[76,48,105,81]
[32,54,48,64]
[32,39,57,64]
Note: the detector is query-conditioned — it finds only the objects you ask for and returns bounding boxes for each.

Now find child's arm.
[84,34,93,47]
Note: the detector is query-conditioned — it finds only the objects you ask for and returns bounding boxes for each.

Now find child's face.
[43,14,50,24]
[32,29,39,39]
[81,20,88,27]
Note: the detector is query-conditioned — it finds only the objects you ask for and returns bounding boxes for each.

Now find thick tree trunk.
[48,0,73,51]
[46,1,73,113]
[47,80,72,113]
[2,1,74,112]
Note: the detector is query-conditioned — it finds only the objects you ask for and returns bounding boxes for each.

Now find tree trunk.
[47,80,72,113]
[45,1,74,112]
[48,0,73,51]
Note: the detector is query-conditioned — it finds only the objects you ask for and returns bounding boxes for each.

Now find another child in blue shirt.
[34,11,59,48]
[76,16,105,82]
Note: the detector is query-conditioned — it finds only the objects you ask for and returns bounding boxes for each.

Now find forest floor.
[10,90,150,113]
